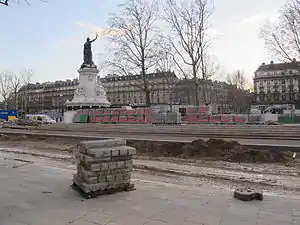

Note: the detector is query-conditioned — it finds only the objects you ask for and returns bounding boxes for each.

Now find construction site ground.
[0,134,300,196]
[0,138,300,224]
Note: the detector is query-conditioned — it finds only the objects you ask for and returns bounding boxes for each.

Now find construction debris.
[234,188,263,201]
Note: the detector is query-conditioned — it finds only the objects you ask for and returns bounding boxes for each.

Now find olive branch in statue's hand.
[91,33,98,43]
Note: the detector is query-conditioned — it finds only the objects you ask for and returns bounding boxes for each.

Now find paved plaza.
[0,154,299,225]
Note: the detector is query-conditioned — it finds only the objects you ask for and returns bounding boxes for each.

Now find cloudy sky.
[0,0,286,83]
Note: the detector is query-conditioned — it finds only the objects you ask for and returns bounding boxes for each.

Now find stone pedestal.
[72,139,136,198]
[66,67,110,109]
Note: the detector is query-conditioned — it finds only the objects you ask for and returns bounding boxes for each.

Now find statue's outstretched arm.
[91,33,98,43]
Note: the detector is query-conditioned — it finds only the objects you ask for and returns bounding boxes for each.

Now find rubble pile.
[73,139,136,198]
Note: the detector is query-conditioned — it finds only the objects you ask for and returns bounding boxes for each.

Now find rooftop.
[100,71,177,82]
[256,60,300,72]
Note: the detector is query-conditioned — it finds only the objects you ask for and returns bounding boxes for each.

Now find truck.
[0,110,17,121]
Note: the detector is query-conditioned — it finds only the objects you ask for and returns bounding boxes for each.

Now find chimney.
[270,61,274,64]
[262,62,265,66]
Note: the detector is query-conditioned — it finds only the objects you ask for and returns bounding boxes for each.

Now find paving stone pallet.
[72,139,136,198]
[71,178,135,199]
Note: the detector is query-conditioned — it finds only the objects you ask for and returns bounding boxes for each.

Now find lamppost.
[60,93,64,122]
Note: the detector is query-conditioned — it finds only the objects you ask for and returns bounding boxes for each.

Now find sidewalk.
[0,153,299,225]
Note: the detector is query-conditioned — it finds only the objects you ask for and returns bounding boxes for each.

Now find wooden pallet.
[71,182,136,199]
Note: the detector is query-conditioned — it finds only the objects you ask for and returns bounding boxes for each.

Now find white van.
[25,114,56,124]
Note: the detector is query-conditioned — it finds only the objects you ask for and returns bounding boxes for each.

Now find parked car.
[25,114,56,124]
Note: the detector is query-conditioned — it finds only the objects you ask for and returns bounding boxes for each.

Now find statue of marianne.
[81,33,98,69]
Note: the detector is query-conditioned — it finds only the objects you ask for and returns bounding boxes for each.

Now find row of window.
[258,79,297,85]
[258,94,298,101]
[108,96,169,104]
[257,70,296,77]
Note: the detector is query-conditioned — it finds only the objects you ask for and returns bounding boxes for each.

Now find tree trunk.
[169,91,173,112]
[14,91,18,110]
[195,81,199,106]
[145,89,151,107]
[4,99,7,110]
[193,65,199,106]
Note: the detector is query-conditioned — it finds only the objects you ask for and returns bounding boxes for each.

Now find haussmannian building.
[253,60,300,105]
[99,71,178,107]
[15,70,251,114]
[16,71,178,113]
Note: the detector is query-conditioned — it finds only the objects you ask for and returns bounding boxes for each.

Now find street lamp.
[60,93,64,122]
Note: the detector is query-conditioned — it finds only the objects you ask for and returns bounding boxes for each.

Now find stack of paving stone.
[165,111,181,124]
[151,111,182,124]
[72,139,136,198]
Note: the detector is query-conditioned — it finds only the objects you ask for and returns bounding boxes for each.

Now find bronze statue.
[81,33,98,69]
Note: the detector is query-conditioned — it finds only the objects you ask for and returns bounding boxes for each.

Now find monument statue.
[81,33,98,69]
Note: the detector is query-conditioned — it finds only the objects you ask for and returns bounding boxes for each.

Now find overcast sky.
[0,0,286,84]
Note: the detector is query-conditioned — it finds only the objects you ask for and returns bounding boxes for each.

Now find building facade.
[99,71,178,107]
[17,79,78,113]
[173,79,251,113]
[16,71,178,113]
[253,60,300,105]
[15,71,251,114]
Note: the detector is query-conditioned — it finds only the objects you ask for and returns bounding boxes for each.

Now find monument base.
[64,66,110,123]
[66,67,110,109]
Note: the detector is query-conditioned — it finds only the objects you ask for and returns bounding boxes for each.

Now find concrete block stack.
[151,111,181,124]
[166,111,181,124]
[72,139,136,197]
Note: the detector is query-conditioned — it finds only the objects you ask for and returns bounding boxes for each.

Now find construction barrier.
[233,115,247,124]
[70,107,294,125]
[209,115,221,124]
[248,115,262,124]
[278,115,300,124]
[73,110,89,123]
[221,115,233,124]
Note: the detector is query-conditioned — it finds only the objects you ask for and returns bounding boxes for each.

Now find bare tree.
[261,0,300,64]
[107,0,162,107]
[226,70,247,90]
[9,72,23,110]
[1,0,47,6]
[20,69,33,113]
[225,70,250,113]
[163,0,214,105]
[0,0,8,6]
[0,71,12,109]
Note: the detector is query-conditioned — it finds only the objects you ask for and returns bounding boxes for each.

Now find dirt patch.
[0,134,293,163]
[127,139,292,163]
[0,134,78,153]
